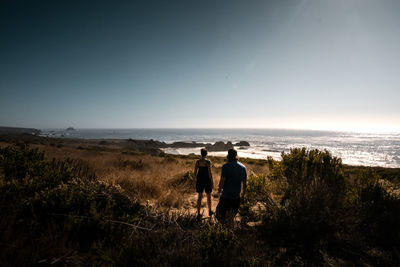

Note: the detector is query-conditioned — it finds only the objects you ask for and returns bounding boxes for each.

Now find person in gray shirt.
[216,149,247,226]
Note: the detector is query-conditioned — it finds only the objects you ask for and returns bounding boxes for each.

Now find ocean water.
[40,128,400,168]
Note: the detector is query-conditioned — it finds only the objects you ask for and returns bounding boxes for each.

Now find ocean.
[40,128,400,168]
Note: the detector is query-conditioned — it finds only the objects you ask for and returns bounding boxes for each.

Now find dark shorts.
[216,197,240,222]
[196,178,212,193]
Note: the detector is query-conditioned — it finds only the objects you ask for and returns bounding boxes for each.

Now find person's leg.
[206,193,213,215]
[226,209,235,228]
[197,193,203,216]
[206,193,212,211]
[204,180,213,216]
[227,198,240,228]
[215,198,226,223]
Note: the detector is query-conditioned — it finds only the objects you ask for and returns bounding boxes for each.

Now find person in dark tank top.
[194,148,214,219]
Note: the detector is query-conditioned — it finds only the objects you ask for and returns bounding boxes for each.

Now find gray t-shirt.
[221,160,247,199]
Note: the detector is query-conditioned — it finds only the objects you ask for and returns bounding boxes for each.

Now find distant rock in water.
[127,138,167,148]
[66,127,75,131]
[234,141,250,147]
[206,141,234,152]
[123,139,238,153]
[168,141,209,148]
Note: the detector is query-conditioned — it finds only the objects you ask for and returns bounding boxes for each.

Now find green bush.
[198,223,237,265]
[169,170,196,191]
[360,182,400,250]
[344,167,400,256]
[117,158,146,170]
[0,143,47,181]
[344,168,379,207]
[0,145,146,265]
[162,154,179,163]
[261,148,346,260]
[280,148,345,208]
[239,172,268,222]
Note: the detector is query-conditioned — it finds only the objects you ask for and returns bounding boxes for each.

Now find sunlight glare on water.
[41,128,400,168]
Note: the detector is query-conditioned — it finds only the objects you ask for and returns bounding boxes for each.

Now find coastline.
[36,127,400,168]
[1,132,400,175]
[1,125,400,168]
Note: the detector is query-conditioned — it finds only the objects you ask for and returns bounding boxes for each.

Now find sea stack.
[234,141,250,147]
[206,141,234,152]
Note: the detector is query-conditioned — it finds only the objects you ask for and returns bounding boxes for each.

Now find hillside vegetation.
[1,142,400,266]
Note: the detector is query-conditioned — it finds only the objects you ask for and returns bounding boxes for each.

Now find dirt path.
[185,192,220,215]
[185,192,243,225]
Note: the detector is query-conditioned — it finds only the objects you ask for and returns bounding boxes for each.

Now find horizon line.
[36,126,400,134]
[2,125,400,134]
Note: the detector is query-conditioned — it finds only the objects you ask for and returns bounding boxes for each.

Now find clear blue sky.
[1,0,399,132]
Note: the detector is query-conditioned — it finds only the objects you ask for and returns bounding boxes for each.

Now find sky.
[1,0,399,132]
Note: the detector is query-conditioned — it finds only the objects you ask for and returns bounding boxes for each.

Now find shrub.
[0,143,47,181]
[239,172,268,222]
[117,158,146,170]
[117,229,198,266]
[198,223,237,265]
[261,148,346,260]
[162,154,179,163]
[168,171,196,191]
[343,167,400,258]
[360,182,400,251]
[280,148,345,209]
[344,168,379,208]
[0,145,146,265]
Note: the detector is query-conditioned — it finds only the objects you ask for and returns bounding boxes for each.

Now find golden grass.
[0,139,270,211]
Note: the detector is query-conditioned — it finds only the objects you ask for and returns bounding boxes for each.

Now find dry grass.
[2,139,400,266]
[0,138,269,213]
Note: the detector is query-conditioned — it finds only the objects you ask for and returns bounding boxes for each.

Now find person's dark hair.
[227,148,237,161]
[201,148,208,157]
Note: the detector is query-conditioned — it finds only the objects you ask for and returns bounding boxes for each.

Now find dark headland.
[0,126,41,135]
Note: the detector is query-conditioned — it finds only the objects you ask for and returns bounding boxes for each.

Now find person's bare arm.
[207,161,213,187]
[194,160,199,177]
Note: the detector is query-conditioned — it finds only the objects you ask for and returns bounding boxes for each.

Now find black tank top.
[197,161,210,181]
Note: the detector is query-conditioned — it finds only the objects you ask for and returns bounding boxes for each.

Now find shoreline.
[36,128,400,168]
[1,133,400,174]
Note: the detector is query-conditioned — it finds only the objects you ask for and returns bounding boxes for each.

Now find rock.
[66,127,75,131]
[126,139,167,151]
[123,139,237,153]
[206,141,234,152]
[234,141,250,147]
[169,141,207,148]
